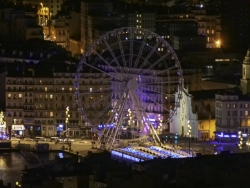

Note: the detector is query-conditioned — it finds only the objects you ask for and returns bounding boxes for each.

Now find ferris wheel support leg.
[130,90,161,145]
[107,90,129,150]
[105,92,127,144]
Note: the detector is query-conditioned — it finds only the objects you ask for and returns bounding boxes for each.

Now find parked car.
[50,137,59,142]
[11,137,20,141]
[64,138,74,142]
[35,137,47,142]
[24,137,33,141]
[59,138,74,142]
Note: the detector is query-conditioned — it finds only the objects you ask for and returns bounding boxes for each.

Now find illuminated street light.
[187,120,192,154]
[246,141,250,151]
[216,40,221,48]
[65,106,70,137]
[238,131,242,150]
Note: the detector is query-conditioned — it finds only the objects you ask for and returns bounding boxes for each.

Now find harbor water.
[0,151,71,186]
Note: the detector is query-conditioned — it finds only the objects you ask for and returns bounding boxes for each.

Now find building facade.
[215,49,250,142]
[170,87,198,139]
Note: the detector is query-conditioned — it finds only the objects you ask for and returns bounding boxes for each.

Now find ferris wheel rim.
[75,27,184,147]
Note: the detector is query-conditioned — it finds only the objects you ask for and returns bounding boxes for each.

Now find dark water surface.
[0,151,71,186]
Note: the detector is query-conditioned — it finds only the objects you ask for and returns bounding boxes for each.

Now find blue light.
[231,135,237,138]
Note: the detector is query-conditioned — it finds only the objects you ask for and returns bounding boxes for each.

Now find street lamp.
[65,106,70,139]
[246,141,250,151]
[187,120,192,154]
[238,131,243,150]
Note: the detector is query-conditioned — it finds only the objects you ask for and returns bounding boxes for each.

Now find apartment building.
[0,9,43,41]
[81,0,113,52]
[127,11,156,33]
[192,8,221,48]
[215,49,250,142]
[4,62,111,137]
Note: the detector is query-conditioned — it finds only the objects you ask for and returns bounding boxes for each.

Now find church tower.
[241,49,250,95]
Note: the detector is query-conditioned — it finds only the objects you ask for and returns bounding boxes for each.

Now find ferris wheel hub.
[127,79,138,91]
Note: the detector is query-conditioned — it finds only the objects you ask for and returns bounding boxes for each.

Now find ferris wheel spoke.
[139,51,171,74]
[103,103,122,137]
[138,80,180,85]
[108,90,129,149]
[91,104,112,125]
[103,38,125,73]
[137,90,170,113]
[81,56,123,82]
[147,65,180,77]
[117,33,127,69]
[129,30,135,69]
[84,95,110,110]
[104,89,128,138]
[137,38,162,73]
[134,32,149,69]
[130,90,161,144]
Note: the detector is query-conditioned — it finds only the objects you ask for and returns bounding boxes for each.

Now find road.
[10,139,103,157]
[170,139,250,155]
[9,138,250,157]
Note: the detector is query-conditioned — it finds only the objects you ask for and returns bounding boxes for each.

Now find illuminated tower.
[241,49,250,95]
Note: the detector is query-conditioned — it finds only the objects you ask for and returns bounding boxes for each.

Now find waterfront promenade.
[11,139,103,157]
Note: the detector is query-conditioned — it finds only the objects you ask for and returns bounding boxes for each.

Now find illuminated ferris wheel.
[74,27,183,149]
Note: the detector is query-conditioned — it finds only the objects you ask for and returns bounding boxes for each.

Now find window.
[18,94,22,99]
[245,103,249,108]
[226,104,230,108]
[50,112,53,117]
[50,94,53,99]
[90,88,92,92]
[8,94,11,99]
[69,87,72,91]
[233,104,237,109]
[45,87,47,92]
[62,87,64,91]
[227,111,230,116]
[245,111,248,116]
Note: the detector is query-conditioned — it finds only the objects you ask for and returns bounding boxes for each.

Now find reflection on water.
[0,152,71,186]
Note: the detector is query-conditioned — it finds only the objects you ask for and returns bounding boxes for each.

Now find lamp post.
[65,106,70,141]
[238,131,243,150]
[187,120,192,154]
[246,141,250,151]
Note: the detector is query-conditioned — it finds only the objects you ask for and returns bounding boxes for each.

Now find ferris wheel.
[74,27,183,149]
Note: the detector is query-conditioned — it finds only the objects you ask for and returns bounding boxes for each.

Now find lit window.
[90,88,92,92]
[40,80,42,84]
[8,94,11,99]
[245,103,249,108]
[245,111,248,116]
[45,87,47,92]
[18,94,22,99]
[69,87,72,91]
[233,104,237,109]
[62,87,64,90]
[50,94,53,99]
[50,112,53,117]
[226,104,230,108]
